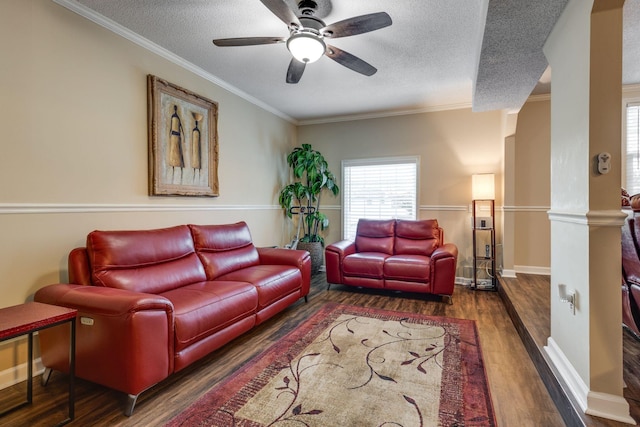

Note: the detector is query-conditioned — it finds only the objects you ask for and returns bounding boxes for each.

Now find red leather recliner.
[622,202,640,338]
[325,219,458,303]
[34,222,310,415]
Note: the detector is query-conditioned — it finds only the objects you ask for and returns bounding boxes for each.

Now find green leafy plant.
[278,143,340,245]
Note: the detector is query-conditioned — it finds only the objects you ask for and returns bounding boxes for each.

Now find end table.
[0,302,77,426]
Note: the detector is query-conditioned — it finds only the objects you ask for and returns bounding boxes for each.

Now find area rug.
[166,303,496,426]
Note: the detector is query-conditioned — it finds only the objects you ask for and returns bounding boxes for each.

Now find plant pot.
[297,241,323,275]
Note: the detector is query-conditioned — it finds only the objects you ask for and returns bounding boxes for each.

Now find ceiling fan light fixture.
[286,31,325,63]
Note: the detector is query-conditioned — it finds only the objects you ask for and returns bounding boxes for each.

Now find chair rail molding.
[0,203,280,215]
[548,209,627,227]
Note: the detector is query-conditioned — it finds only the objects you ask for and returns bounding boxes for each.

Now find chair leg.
[442,295,453,305]
[327,283,331,291]
[304,295,308,303]
[124,393,139,417]
[41,367,53,386]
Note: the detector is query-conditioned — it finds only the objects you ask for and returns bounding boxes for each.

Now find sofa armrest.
[34,284,175,397]
[257,247,308,266]
[431,243,458,261]
[325,240,356,284]
[429,243,459,296]
[68,247,92,285]
[257,247,311,297]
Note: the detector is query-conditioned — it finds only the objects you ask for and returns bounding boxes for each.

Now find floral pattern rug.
[166,303,495,427]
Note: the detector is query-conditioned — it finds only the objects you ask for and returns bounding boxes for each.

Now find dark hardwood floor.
[0,274,595,427]
[500,274,640,427]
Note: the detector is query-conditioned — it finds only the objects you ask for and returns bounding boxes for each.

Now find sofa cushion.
[218,265,301,310]
[384,254,430,281]
[161,280,258,352]
[394,219,440,256]
[88,225,207,294]
[190,222,260,280]
[343,253,389,278]
[355,219,396,255]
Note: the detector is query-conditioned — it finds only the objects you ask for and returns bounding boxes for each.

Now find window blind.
[342,157,419,240]
[626,103,640,196]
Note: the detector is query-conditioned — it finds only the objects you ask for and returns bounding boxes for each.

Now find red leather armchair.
[622,204,640,338]
[325,219,458,303]
[34,222,310,415]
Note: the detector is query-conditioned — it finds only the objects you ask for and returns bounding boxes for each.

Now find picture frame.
[147,75,219,197]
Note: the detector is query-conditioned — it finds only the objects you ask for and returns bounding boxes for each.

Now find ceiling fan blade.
[259,0,301,28]
[322,12,392,38]
[286,58,306,84]
[326,45,377,76]
[213,37,285,47]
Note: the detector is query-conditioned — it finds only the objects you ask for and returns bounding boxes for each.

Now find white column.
[543,0,633,423]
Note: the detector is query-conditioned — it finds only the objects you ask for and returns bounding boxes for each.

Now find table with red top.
[0,302,77,426]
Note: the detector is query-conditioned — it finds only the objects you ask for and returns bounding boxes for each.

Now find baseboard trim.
[499,276,637,426]
[515,265,550,275]
[497,278,584,427]
[544,337,590,412]
[0,358,45,391]
[545,338,636,425]
[586,392,637,424]
[501,269,517,278]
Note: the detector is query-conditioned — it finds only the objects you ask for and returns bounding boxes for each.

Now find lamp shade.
[286,32,326,63]
[472,173,495,200]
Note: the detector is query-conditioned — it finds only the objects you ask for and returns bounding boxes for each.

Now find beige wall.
[0,0,297,371]
[513,99,552,272]
[1,2,560,310]
[299,109,505,277]
[0,0,559,382]
[0,0,297,306]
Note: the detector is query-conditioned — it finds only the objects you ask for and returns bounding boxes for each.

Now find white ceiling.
[58,0,639,124]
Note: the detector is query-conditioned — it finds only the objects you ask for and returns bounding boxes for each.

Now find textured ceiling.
[473,0,568,112]
[57,0,639,123]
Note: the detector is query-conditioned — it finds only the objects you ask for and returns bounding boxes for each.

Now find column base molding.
[545,337,636,425]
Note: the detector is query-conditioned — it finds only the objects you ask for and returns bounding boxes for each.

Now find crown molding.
[623,83,640,94]
[526,93,551,103]
[298,102,473,126]
[52,0,297,125]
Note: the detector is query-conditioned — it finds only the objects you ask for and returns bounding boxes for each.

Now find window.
[625,102,640,195]
[342,156,419,240]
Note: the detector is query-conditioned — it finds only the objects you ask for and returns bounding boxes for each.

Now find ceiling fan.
[212,0,392,84]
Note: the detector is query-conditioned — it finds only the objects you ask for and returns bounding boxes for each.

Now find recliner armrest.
[68,247,92,285]
[431,243,458,260]
[34,284,175,397]
[257,247,311,297]
[257,247,309,267]
[325,240,356,284]
[325,240,356,258]
[429,243,459,296]
[35,283,174,315]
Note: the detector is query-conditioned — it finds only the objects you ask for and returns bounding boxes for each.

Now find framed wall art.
[147,75,219,197]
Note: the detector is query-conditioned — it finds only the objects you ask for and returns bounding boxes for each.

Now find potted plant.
[279,143,340,273]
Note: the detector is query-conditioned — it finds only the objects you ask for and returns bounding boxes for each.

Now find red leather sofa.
[34,222,310,415]
[622,202,640,338]
[325,219,458,303]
